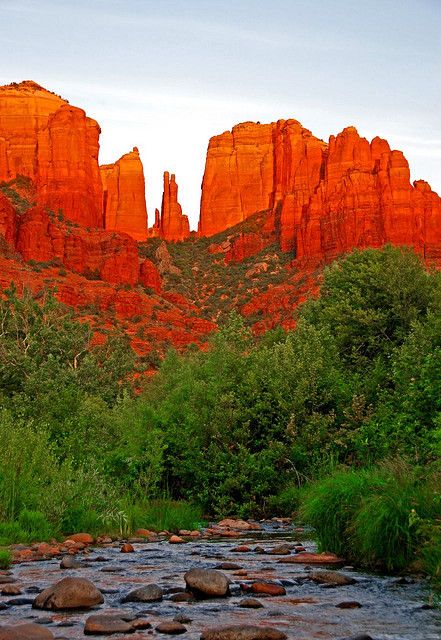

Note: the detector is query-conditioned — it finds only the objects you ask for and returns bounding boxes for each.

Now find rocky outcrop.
[101,147,148,241]
[0,81,103,227]
[139,258,162,292]
[297,127,441,263]
[16,206,140,285]
[0,192,17,248]
[199,120,441,263]
[158,172,190,241]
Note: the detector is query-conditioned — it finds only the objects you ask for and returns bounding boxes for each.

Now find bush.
[267,485,301,517]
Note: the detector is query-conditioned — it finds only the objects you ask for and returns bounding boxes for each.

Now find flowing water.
[0,522,439,639]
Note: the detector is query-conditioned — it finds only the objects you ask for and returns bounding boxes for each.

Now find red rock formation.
[139,259,162,293]
[16,206,139,285]
[159,172,190,241]
[148,208,161,238]
[199,120,441,263]
[297,127,441,263]
[199,122,276,236]
[0,192,17,248]
[199,119,326,244]
[101,147,148,241]
[0,81,103,227]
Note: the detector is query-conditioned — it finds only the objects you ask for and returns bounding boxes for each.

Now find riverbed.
[0,521,439,639]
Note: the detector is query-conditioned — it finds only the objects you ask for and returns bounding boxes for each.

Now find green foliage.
[0,549,11,569]
[300,461,441,576]
[0,244,440,587]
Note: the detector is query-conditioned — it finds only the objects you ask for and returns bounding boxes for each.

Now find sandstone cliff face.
[101,148,148,241]
[149,172,190,242]
[0,81,103,227]
[297,127,441,263]
[199,120,441,262]
[199,119,326,243]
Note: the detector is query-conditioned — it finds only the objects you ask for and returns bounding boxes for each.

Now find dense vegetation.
[138,210,294,325]
[0,246,439,583]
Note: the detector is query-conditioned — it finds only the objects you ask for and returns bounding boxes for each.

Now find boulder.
[156,621,187,635]
[84,614,132,635]
[310,571,356,586]
[33,577,104,610]
[122,583,163,603]
[0,624,54,639]
[184,568,229,598]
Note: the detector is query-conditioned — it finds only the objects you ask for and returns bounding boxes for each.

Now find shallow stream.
[0,522,439,639]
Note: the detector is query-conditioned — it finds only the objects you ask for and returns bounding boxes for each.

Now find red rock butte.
[0,81,103,228]
[101,147,148,241]
[199,119,441,263]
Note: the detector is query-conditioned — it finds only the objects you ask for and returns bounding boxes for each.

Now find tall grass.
[0,549,11,569]
[299,460,441,579]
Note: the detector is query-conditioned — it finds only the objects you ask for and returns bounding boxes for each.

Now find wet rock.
[65,533,94,545]
[268,545,291,555]
[174,614,192,624]
[0,577,16,585]
[84,614,132,635]
[169,592,195,602]
[310,571,356,586]
[253,546,265,554]
[214,563,243,570]
[0,624,54,639]
[217,519,262,531]
[246,582,286,597]
[238,598,264,609]
[231,545,251,553]
[156,621,187,634]
[120,543,134,553]
[185,568,230,598]
[169,535,186,544]
[6,598,33,606]
[135,528,152,537]
[60,556,81,569]
[278,552,344,565]
[122,584,163,603]
[25,586,41,593]
[132,619,152,630]
[336,601,362,609]
[33,577,104,610]
[1,585,22,595]
[200,625,287,640]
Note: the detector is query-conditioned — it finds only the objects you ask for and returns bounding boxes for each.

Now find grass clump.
[300,461,441,576]
[0,548,11,569]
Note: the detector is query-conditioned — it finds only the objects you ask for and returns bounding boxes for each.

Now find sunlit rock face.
[0,81,103,228]
[199,120,441,263]
[151,171,190,242]
[101,147,148,241]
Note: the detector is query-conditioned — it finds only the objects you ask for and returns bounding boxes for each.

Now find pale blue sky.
[1,0,440,227]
